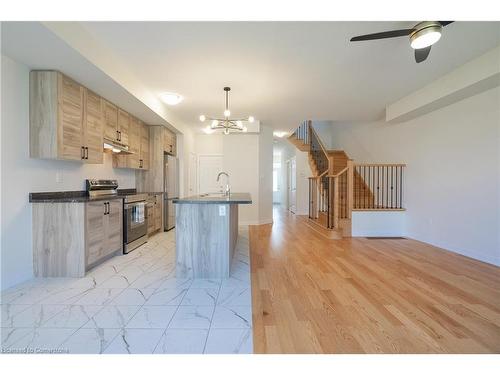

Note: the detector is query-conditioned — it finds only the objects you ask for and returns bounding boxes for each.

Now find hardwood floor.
[250,206,500,353]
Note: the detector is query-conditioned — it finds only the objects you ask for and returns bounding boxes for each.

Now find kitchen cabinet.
[140,122,150,170]
[113,118,150,170]
[164,128,176,156]
[103,100,119,142]
[147,194,163,234]
[84,89,104,164]
[85,200,123,268]
[32,199,123,277]
[30,71,103,163]
[117,109,130,146]
[103,101,130,147]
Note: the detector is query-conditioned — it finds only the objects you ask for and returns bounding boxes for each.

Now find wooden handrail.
[354,163,407,167]
[308,121,331,173]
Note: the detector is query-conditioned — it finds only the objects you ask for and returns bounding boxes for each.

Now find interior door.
[198,155,223,194]
[58,73,84,161]
[83,89,103,164]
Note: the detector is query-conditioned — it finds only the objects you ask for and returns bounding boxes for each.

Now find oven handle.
[124,201,146,210]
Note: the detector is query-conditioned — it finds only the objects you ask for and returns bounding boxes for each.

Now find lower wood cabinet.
[147,194,163,235]
[32,199,123,277]
[85,200,123,268]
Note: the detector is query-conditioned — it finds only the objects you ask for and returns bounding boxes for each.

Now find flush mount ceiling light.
[199,87,254,135]
[160,92,183,105]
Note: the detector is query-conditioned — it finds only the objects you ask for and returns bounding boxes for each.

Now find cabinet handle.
[107,202,110,214]
[139,159,143,168]
[118,131,121,141]
[81,146,85,159]
[116,130,119,141]
[85,147,89,159]
[104,202,107,215]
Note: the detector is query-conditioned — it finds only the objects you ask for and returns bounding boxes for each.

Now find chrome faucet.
[217,172,231,196]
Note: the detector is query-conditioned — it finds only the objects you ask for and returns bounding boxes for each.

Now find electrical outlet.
[219,205,226,216]
[55,171,63,183]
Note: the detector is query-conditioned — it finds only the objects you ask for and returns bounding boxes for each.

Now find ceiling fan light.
[242,126,248,133]
[224,109,231,117]
[236,120,243,128]
[211,120,218,128]
[410,26,442,49]
[199,115,206,122]
[248,116,254,123]
[224,128,230,135]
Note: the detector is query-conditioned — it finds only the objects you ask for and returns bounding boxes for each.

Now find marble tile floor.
[0,228,252,354]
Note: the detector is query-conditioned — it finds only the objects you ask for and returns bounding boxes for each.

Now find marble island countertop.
[173,192,252,204]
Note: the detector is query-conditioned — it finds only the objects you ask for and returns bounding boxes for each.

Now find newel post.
[347,159,354,219]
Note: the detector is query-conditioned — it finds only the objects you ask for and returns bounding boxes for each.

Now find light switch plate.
[219,205,226,216]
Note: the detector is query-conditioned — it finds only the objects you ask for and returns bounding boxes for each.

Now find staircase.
[288,121,406,238]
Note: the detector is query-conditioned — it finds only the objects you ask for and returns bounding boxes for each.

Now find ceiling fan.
[350,21,454,63]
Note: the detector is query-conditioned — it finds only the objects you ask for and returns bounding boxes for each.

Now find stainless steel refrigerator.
[164,154,179,231]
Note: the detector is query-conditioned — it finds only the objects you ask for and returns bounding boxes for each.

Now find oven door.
[124,201,147,244]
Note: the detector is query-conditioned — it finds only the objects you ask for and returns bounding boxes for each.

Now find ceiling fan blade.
[415,46,431,63]
[350,29,413,42]
[439,21,454,27]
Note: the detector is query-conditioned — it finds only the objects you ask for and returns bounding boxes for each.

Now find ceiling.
[80,21,500,132]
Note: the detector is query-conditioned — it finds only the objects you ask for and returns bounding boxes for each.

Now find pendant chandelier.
[199,87,254,134]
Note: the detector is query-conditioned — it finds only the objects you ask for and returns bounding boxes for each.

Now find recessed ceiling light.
[160,92,183,106]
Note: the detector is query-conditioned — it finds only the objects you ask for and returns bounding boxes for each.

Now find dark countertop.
[173,193,252,204]
[29,189,163,203]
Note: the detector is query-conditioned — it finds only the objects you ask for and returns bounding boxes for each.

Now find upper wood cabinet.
[163,128,176,156]
[30,71,102,163]
[113,118,150,170]
[103,100,118,142]
[30,71,103,163]
[140,122,150,170]
[103,102,130,147]
[117,109,130,146]
[84,89,104,164]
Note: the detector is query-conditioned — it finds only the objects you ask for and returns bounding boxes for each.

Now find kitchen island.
[173,193,252,278]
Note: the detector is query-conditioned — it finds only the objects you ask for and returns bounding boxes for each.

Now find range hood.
[103,139,134,154]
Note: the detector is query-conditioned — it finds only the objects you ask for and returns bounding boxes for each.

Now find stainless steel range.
[86,179,148,254]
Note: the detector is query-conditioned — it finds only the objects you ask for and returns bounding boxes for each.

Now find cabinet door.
[154,195,162,231]
[147,204,154,234]
[84,89,103,164]
[117,109,130,146]
[58,74,84,161]
[140,122,150,170]
[85,201,107,267]
[103,100,118,141]
[105,200,123,256]
[128,117,141,168]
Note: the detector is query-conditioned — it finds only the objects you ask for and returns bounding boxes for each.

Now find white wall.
[311,120,334,149]
[192,127,273,225]
[258,126,273,224]
[352,211,406,237]
[328,87,500,266]
[1,55,136,290]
